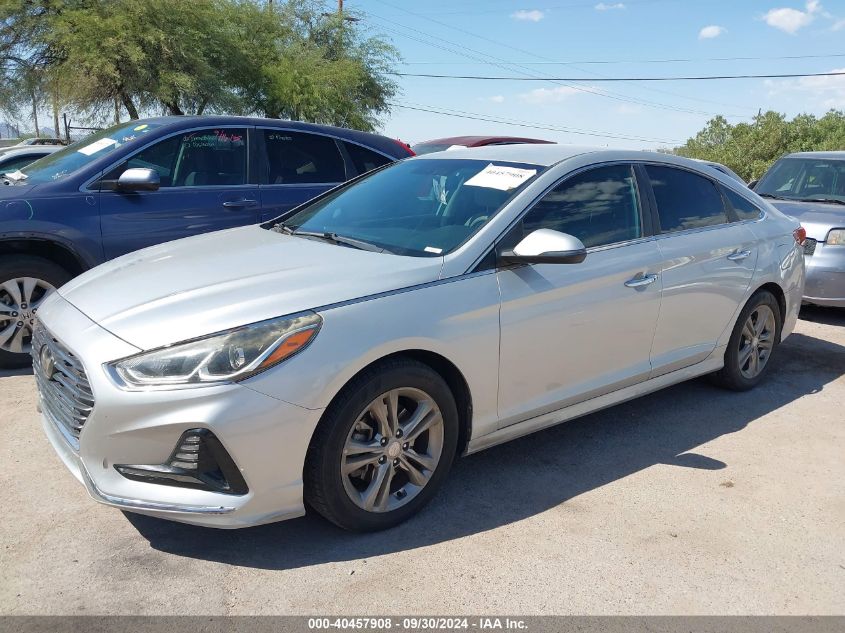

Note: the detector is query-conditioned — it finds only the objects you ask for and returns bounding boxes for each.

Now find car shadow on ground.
[0,366,32,378]
[799,305,845,327]
[127,328,845,570]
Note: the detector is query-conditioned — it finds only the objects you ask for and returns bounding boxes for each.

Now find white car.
[32,145,806,531]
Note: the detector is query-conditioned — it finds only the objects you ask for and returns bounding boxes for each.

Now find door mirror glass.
[500,229,587,265]
[117,167,160,192]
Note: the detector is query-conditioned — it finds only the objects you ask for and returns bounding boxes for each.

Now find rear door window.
[646,165,728,232]
[263,130,345,184]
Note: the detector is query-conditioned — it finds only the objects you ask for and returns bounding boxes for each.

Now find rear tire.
[304,358,459,532]
[0,255,71,369]
[710,289,782,391]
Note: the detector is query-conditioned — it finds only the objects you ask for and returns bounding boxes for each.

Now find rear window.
[722,186,763,221]
[343,141,392,174]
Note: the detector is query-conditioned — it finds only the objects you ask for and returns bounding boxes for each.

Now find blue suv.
[0,116,413,367]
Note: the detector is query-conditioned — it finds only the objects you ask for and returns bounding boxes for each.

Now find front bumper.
[35,293,325,528]
[804,242,845,308]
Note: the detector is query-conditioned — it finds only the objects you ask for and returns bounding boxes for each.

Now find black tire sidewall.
[720,290,782,391]
[306,360,459,531]
[0,255,71,369]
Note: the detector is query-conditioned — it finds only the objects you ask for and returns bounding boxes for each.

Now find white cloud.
[479,95,506,103]
[595,2,625,10]
[833,18,845,30]
[518,86,585,104]
[510,9,544,22]
[698,25,726,39]
[762,1,822,34]
[766,67,845,108]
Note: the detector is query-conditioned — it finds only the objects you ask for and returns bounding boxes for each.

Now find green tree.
[677,110,845,181]
[2,0,398,131]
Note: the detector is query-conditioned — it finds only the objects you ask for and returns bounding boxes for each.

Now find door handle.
[727,249,752,262]
[222,199,259,209]
[624,273,659,288]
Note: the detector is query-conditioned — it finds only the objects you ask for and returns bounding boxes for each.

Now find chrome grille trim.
[31,321,95,449]
[804,238,817,256]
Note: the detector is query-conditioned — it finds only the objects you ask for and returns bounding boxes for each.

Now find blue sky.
[358,0,845,149]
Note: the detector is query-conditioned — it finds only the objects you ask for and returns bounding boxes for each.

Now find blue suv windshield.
[14,122,162,184]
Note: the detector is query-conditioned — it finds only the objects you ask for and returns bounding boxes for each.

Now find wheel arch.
[313,349,474,457]
[0,237,89,277]
[754,281,787,331]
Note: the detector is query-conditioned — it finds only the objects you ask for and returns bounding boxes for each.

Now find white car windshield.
[282,158,544,257]
[757,157,845,203]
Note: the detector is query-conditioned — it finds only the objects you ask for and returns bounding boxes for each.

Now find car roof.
[133,115,410,157]
[784,151,845,160]
[0,146,61,159]
[416,135,554,147]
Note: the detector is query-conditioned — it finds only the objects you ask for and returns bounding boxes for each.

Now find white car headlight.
[108,312,322,388]
[827,229,845,246]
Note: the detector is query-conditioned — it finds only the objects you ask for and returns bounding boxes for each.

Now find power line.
[367,12,746,119]
[399,53,845,66]
[369,1,753,118]
[391,101,684,144]
[391,70,845,81]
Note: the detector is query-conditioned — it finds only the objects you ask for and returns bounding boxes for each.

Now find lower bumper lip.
[42,408,236,516]
[80,464,236,515]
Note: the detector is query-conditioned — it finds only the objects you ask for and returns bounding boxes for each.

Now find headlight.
[108,312,321,388]
[827,229,845,245]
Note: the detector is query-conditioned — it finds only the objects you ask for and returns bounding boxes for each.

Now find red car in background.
[412,135,554,155]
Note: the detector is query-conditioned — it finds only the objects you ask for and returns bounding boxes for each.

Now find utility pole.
[338,0,343,13]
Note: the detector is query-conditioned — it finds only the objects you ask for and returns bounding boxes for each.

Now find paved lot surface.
[1,308,843,615]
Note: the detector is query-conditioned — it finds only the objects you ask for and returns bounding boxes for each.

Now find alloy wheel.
[0,277,55,355]
[341,387,444,513]
[737,304,776,379]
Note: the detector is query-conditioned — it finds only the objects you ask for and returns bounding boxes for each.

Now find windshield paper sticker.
[465,164,537,191]
[77,138,118,156]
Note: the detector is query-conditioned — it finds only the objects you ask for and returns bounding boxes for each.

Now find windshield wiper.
[270,222,295,235]
[293,230,391,253]
[797,197,845,206]
[758,193,791,200]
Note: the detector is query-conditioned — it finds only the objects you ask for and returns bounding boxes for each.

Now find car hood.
[769,200,845,240]
[59,225,443,350]
[0,181,37,197]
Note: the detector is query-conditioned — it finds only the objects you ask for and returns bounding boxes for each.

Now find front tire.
[711,289,782,391]
[304,358,459,531]
[0,255,71,369]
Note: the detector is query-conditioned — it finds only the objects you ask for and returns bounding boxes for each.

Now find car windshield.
[11,121,162,184]
[756,157,845,203]
[282,158,543,257]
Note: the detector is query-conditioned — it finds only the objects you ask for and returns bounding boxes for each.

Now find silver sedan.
[753,151,845,308]
[33,145,805,531]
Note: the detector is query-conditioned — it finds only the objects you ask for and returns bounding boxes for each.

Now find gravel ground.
[0,307,843,615]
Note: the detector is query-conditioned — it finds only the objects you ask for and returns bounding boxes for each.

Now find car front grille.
[803,238,817,256]
[31,321,94,447]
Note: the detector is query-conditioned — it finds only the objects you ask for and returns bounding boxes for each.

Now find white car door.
[497,163,663,427]
[642,164,758,376]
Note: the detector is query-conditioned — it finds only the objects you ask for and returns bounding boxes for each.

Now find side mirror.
[500,228,587,265]
[117,167,160,192]
[747,179,758,190]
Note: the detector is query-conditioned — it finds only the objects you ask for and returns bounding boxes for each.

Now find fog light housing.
[115,429,248,495]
